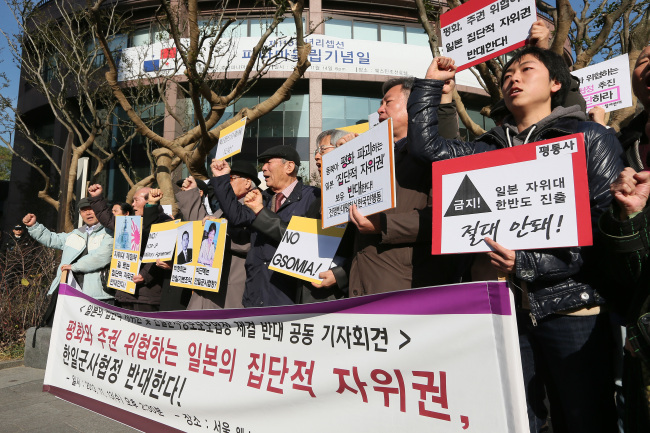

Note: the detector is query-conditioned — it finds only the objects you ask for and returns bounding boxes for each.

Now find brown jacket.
[349,138,455,296]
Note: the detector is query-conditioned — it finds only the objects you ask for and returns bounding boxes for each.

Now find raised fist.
[23,213,37,227]
[211,159,231,177]
[88,184,103,197]
[148,189,163,204]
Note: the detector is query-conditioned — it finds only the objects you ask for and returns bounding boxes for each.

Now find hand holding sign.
[425,57,457,81]
[485,237,516,274]
[527,20,550,49]
[349,204,380,234]
[312,270,337,289]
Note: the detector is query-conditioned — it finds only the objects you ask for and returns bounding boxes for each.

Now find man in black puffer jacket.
[407,47,624,433]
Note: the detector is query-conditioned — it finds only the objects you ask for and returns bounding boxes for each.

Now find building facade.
[6,0,497,231]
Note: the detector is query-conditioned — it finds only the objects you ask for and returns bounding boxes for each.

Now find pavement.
[0,361,138,433]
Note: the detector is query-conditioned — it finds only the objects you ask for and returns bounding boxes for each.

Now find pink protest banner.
[44,281,527,432]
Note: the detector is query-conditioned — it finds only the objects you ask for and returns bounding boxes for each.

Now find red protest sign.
[431,133,592,254]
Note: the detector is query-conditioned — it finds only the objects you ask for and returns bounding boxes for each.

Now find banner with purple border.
[44,282,527,432]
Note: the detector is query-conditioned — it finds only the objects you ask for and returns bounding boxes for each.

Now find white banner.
[440,0,537,71]
[571,54,633,112]
[44,281,527,432]
[321,120,396,228]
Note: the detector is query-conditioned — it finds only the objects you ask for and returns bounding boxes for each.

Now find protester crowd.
[8,19,650,433]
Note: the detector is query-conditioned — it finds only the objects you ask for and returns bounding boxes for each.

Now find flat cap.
[77,197,92,212]
[230,161,261,186]
[257,145,300,166]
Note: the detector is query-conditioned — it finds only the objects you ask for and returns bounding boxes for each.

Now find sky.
[0,1,21,147]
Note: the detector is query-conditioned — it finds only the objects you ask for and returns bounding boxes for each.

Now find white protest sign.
[142,220,186,263]
[440,0,536,71]
[571,54,632,113]
[321,119,396,228]
[107,216,142,294]
[269,217,347,284]
[432,134,593,254]
[368,112,380,128]
[45,281,528,433]
[215,117,247,160]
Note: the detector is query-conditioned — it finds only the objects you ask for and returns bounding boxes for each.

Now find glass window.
[380,25,404,44]
[353,22,378,41]
[250,18,272,38]
[406,27,430,47]
[325,19,352,39]
[130,28,151,47]
[322,94,381,130]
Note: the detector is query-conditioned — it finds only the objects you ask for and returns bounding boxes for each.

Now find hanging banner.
[171,219,228,292]
[571,54,633,113]
[269,217,347,284]
[44,281,528,433]
[321,119,396,228]
[108,216,142,294]
[142,220,186,263]
[215,117,247,161]
[439,0,537,71]
[432,133,592,254]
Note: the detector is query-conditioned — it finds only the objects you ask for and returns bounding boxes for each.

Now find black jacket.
[407,78,625,320]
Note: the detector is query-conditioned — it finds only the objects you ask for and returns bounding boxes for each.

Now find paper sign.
[171,219,228,292]
[215,117,247,160]
[142,220,186,263]
[432,133,592,254]
[45,281,528,433]
[368,112,380,128]
[571,54,632,113]
[107,216,142,294]
[440,0,537,71]
[321,119,396,228]
[339,122,370,134]
[269,217,347,284]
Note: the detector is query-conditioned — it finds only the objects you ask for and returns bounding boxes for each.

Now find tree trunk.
[153,148,178,217]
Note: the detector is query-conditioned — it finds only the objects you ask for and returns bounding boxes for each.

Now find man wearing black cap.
[22,198,114,302]
[177,161,260,309]
[210,146,321,307]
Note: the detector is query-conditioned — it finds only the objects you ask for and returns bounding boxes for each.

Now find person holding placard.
[178,163,258,310]
[598,45,650,433]
[408,47,624,433]
[338,77,458,296]
[210,146,321,307]
[88,185,174,311]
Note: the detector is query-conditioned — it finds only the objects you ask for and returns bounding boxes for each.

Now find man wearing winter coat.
[407,47,624,433]
[23,198,113,302]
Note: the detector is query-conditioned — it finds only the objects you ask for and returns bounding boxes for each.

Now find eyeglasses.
[314,145,335,156]
[230,175,242,181]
